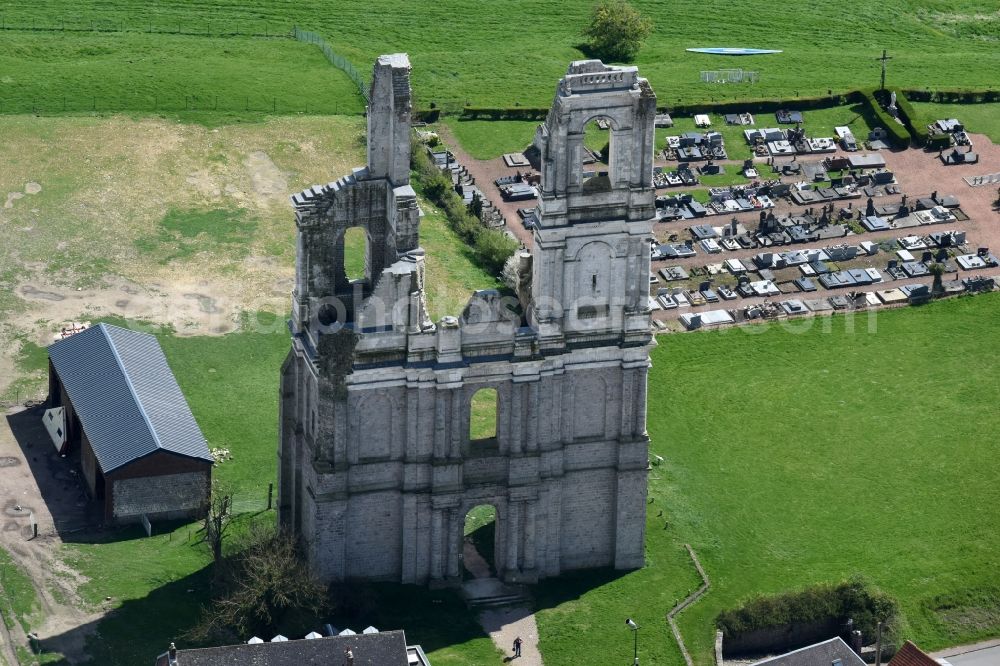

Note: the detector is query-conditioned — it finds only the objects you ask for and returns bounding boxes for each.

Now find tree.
[204,480,234,567]
[582,0,653,63]
[928,262,945,296]
[189,524,328,641]
[467,191,484,220]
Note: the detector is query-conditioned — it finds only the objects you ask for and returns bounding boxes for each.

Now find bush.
[717,576,901,648]
[927,133,952,150]
[582,0,653,63]
[411,145,519,276]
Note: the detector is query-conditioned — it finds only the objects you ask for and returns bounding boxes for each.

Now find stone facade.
[279,57,656,585]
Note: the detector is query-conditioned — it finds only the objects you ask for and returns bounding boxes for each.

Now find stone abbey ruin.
[279,55,656,585]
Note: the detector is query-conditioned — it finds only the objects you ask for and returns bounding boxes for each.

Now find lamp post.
[625,618,639,665]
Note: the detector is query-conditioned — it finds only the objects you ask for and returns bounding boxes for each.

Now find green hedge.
[665,92,861,117]
[902,89,1000,104]
[859,89,911,147]
[891,91,929,145]
[717,577,900,647]
[423,87,1000,124]
[461,107,549,121]
[411,144,519,275]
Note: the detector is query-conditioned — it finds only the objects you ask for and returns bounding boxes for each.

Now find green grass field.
[0,547,43,635]
[0,31,364,116]
[527,294,1000,665]
[1,4,999,660]
[660,295,1000,664]
[912,102,1000,143]
[2,0,999,111]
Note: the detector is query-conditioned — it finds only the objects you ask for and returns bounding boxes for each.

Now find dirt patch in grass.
[0,114,366,398]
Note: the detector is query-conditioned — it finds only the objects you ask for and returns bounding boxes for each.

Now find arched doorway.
[462,504,498,580]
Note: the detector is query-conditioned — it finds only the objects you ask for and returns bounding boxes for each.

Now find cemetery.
[617,117,995,330]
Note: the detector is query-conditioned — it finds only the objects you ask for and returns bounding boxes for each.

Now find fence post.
[267,483,273,510]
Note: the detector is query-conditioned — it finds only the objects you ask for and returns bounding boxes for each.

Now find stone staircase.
[461,577,532,610]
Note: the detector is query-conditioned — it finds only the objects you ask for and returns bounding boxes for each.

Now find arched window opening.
[580,117,613,191]
[343,227,368,282]
[470,387,498,442]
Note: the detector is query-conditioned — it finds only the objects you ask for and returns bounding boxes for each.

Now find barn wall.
[106,451,211,524]
[49,365,81,448]
[80,433,99,499]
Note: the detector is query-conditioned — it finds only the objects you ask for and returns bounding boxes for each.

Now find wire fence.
[0,94,362,116]
[293,26,370,105]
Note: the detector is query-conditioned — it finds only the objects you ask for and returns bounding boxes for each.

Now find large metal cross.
[877,49,892,90]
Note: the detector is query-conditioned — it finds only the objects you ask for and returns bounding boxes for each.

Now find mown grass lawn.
[911,102,1000,143]
[656,294,1000,664]
[531,294,1000,665]
[0,31,364,117]
[39,238,1000,666]
[2,1,999,110]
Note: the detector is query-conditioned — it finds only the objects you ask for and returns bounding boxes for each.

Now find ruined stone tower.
[279,57,655,585]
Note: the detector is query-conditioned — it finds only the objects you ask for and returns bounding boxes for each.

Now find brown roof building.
[887,640,941,666]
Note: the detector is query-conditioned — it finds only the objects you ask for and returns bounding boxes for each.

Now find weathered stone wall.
[111,471,208,523]
[279,57,655,586]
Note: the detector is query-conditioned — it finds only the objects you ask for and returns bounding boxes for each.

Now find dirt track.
[0,405,103,663]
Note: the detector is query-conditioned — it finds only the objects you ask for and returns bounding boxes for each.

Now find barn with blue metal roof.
[47,323,213,525]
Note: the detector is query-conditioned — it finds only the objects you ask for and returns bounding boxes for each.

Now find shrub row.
[411,144,519,276]
[461,107,549,121]
[902,89,1000,104]
[716,576,901,648]
[666,92,861,117]
[422,87,999,124]
[890,91,930,145]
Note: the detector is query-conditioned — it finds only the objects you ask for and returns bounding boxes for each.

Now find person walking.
[513,636,523,658]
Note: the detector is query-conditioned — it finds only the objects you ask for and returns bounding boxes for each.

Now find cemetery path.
[435,125,535,248]
[479,606,544,665]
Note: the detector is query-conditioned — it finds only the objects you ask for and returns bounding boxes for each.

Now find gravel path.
[479,606,544,665]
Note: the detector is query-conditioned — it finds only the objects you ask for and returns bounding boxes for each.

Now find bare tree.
[189,524,328,641]
[204,480,234,566]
